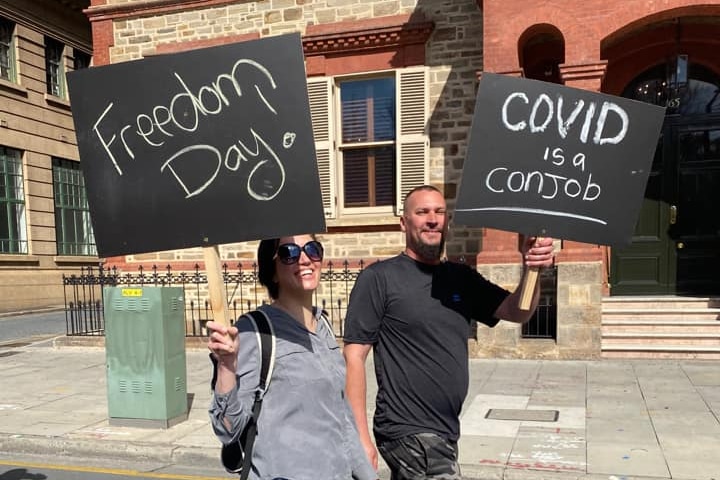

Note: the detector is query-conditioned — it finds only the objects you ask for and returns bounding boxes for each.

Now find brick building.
[5,0,719,358]
[480,0,720,357]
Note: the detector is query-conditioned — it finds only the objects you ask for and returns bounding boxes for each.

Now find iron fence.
[62,261,367,337]
[521,266,558,339]
[63,261,557,340]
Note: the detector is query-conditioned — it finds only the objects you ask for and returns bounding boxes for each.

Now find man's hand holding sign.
[455,73,665,309]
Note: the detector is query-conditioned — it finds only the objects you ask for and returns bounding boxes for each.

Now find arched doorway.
[610,61,720,295]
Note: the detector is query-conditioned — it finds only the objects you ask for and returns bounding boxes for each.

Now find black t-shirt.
[343,253,509,442]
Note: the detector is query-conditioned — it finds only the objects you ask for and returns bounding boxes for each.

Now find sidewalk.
[1,338,719,480]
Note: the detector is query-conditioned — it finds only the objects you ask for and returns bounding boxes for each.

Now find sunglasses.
[275,240,324,265]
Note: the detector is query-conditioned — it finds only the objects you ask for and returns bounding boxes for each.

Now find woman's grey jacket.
[209,304,376,480]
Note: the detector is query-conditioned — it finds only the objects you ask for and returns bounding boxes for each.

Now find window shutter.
[306,76,336,219]
[396,66,429,215]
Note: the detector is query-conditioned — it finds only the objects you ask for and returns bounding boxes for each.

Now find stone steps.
[601,296,720,359]
[603,332,720,345]
[602,345,720,360]
[602,296,720,310]
[602,309,720,321]
[603,320,720,333]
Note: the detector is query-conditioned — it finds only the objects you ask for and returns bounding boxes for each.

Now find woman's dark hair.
[257,234,318,300]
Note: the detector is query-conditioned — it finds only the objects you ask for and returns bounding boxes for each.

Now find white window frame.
[335,71,397,216]
[307,66,429,221]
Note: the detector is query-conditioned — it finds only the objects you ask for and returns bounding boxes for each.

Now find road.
[0,457,230,480]
[0,310,67,344]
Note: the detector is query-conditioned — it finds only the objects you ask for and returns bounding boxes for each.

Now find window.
[52,158,96,256]
[340,77,396,208]
[0,147,27,254]
[0,17,15,82]
[623,62,720,115]
[45,37,64,97]
[307,67,428,218]
[73,48,91,71]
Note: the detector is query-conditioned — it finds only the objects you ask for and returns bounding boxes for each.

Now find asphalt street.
[0,311,66,344]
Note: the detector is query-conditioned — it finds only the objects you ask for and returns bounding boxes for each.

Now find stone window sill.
[0,254,40,265]
[0,78,28,96]
[54,255,101,265]
[45,93,71,109]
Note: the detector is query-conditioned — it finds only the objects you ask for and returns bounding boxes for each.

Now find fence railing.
[63,262,557,339]
[63,261,367,337]
[521,266,558,339]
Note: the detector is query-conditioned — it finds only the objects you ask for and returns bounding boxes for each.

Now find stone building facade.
[0,1,94,312]
[5,0,719,359]
[82,0,602,359]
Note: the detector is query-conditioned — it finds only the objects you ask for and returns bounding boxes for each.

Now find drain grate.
[0,351,21,358]
[485,408,559,422]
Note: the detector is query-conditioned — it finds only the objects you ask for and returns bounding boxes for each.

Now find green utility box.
[104,286,188,428]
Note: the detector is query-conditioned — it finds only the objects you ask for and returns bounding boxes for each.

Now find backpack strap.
[245,310,276,396]
[318,309,335,336]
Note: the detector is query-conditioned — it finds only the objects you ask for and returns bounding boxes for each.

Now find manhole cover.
[485,408,559,422]
[0,351,21,358]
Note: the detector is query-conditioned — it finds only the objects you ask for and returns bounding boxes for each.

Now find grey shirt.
[209,304,376,480]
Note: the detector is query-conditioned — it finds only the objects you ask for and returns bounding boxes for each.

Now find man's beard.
[412,234,445,261]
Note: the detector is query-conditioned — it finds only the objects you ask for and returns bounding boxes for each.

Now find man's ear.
[400,214,407,232]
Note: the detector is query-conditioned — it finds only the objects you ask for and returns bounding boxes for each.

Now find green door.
[610,124,675,295]
[611,116,720,295]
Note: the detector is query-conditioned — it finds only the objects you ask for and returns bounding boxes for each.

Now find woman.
[207,234,376,480]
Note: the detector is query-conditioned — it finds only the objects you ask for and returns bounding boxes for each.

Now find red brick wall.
[90,19,112,66]
[483,0,720,74]
[478,0,720,265]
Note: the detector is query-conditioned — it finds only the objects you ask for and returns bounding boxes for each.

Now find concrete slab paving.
[3,342,720,479]
[661,452,720,480]
[682,365,720,385]
[586,417,658,444]
[66,423,140,442]
[586,400,648,419]
[528,389,586,407]
[18,421,87,437]
[458,434,515,467]
[509,426,585,474]
[586,441,669,477]
[25,394,107,415]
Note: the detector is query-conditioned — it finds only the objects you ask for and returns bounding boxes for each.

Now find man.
[343,185,555,480]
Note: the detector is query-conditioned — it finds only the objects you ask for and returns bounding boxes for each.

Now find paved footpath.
[1,338,719,480]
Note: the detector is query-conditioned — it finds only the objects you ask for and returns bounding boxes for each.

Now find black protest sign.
[67,33,325,257]
[454,73,665,246]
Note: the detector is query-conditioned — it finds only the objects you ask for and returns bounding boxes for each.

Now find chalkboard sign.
[67,33,325,257]
[454,73,665,246]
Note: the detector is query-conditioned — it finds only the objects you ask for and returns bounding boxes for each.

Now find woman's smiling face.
[274,234,322,296]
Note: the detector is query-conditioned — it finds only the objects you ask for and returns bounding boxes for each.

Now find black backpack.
[211,309,276,480]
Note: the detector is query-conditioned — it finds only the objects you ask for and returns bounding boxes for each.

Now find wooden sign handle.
[518,266,539,311]
[203,245,231,327]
